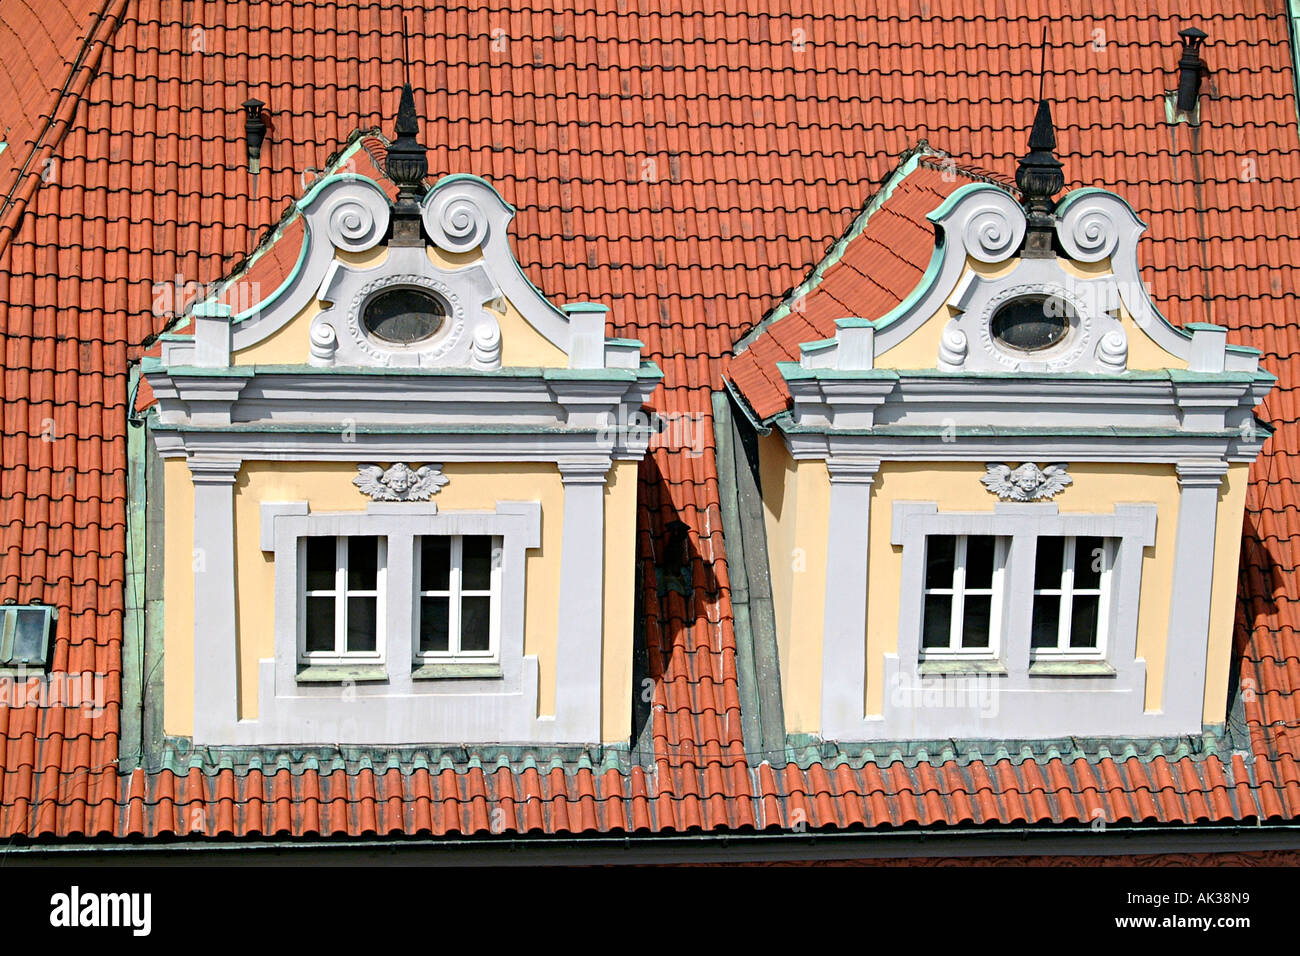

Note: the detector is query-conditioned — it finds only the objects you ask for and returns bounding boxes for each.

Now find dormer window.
[989,294,1072,352]
[361,286,447,344]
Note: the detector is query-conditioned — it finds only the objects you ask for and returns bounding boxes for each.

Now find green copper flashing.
[775,422,1261,439]
[149,420,610,436]
[562,302,610,314]
[781,726,1233,771]
[149,362,661,381]
[1290,0,1300,127]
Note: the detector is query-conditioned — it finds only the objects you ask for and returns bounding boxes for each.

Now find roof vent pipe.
[1175,28,1209,114]
[242,98,267,176]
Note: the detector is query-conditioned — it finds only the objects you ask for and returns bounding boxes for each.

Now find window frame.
[1030,535,1115,661]
[296,534,387,667]
[920,534,1009,660]
[891,501,1157,678]
[414,534,503,666]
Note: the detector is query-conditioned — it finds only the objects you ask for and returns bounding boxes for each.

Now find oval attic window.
[989,295,1072,352]
[362,288,447,344]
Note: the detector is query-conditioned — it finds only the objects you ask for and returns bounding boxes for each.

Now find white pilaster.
[1163,459,1229,732]
[820,456,881,738]
[550,457,611,742]
[188,456,242,744]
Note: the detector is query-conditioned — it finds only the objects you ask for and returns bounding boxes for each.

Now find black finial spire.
[385,13,428,244]
[1016,26,1065,258]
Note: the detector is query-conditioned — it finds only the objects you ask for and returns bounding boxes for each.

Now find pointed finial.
[385,13,428,244]
[1016,26,1065,258]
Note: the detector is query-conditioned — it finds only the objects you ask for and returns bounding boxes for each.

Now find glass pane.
[1034,537,1064,589]
[305,596,335,652]
[925,536,955,590]
[362,287,446,344]
[990,295,1071,351]
[965,535,996,589]
[420,536,451,592]
[305,537,336,591]
[347,536,379,590]
[1070,595,1101,649]
[462,536,494,591]
[419,596,449,653]
[1074,536,1105,589]
[461,596,492,651]
[1031,595,1060,648]
[922,594,953,648]
[346,596,377,652]
[962,595,992,648]
[10,608,49,664]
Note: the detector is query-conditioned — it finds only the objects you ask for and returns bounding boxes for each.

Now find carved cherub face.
[382,462,415,494]
[1009,463,1042,492]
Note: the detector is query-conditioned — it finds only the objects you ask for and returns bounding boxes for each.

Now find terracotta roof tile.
[0,1,1296,842]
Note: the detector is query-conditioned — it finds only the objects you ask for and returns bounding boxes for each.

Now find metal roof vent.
[242,98,268,183]
[1167,28,1210,124]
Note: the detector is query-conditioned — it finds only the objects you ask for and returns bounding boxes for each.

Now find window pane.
[1034,537,1064,589]
[461,596,492,651]
[347,535,379,590]
[462,536,494,591]
[1031,595,1060,648]
[346,596,377,652]
[1074,536,1105,589]
[965,535,996,589]
[420,536,451,592]
[305,537,336,591]
[962,595,992,648]
[305,596,335,652]
[922,594,953,648]
[1070,595,1101,648]
[925,536,955,590]
[419,596,449,653]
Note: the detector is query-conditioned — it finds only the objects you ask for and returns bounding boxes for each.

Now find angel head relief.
[353,462,450,501]
[980,462,1073,501]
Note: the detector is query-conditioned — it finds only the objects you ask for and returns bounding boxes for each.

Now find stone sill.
[917,659,1008,676]
[295,664,388,683]
[1028,659,1116,677]
[412,662,503,680]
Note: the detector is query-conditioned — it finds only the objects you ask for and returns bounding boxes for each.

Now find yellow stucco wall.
[162,457,637,744]
[874,256,1193,372]
[231,245,569,368]
[757,436,1247,734]
[757,432,830,734]
[861,462,1183,718]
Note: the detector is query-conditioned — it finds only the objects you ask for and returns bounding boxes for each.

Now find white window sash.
[922,534,1006,659]
[1032,536,1110,660]
[415,535,502,664]
[297,535,386,666]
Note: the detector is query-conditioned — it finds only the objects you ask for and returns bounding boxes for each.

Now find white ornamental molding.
[353,463,450,501]
[980,462,1073,501]
[959,188,1027,264]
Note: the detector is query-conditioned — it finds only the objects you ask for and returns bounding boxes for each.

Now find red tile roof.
[1,1,1299,842]
[727,153,986,419]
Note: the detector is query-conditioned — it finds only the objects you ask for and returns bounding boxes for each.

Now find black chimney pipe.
[1175,28,1209,114]
[242,98,267,175]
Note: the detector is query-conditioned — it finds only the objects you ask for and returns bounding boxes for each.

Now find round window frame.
[988,293,1073,353]
[359,284,451,347]
[976,281,1093,370]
